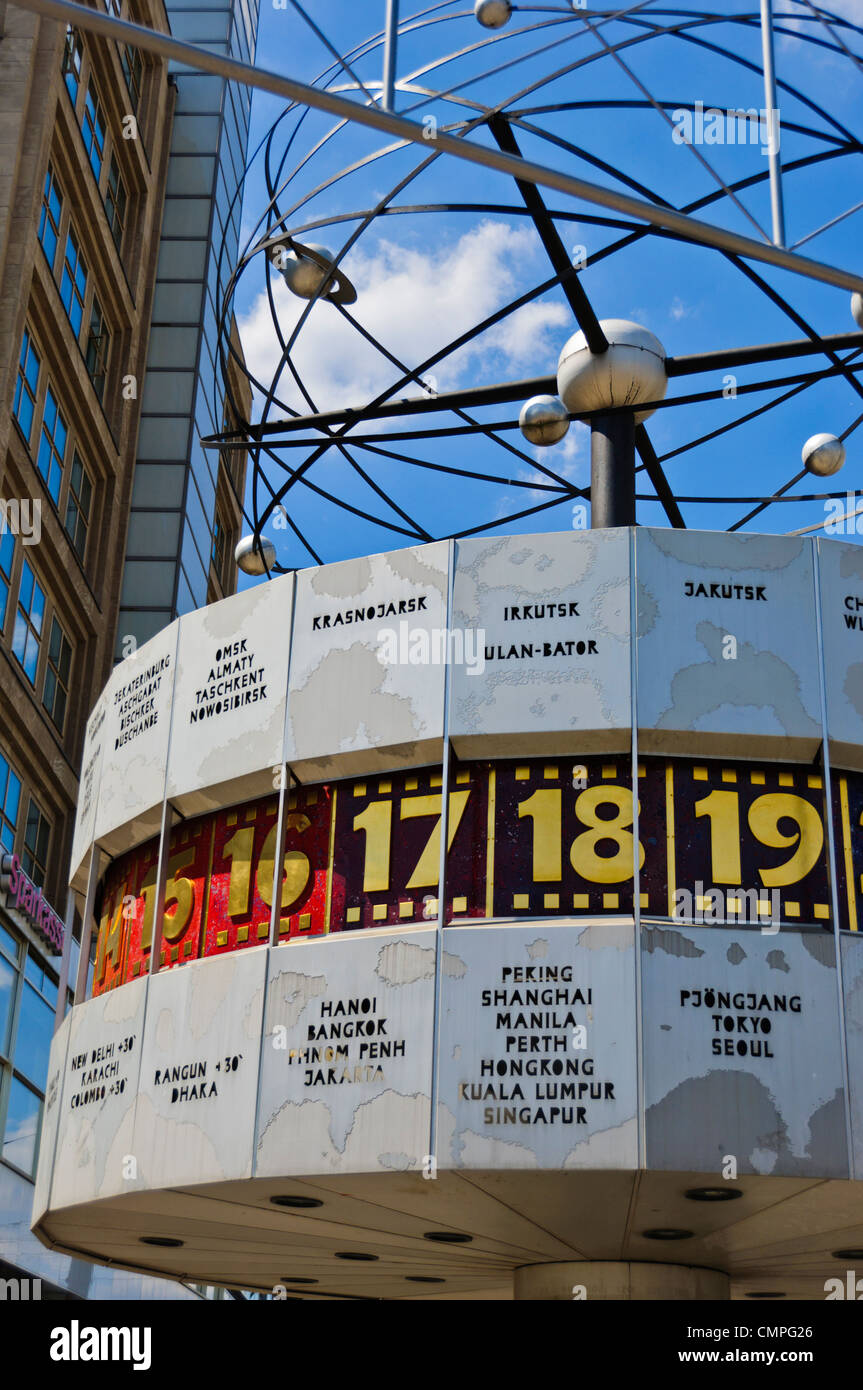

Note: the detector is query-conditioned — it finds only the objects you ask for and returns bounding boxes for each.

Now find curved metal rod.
[231,142,855,439]
[228,71,858,434]
[334,302,577,489]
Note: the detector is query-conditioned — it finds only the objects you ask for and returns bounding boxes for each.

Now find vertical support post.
[268,767,288,946]
[760,0,785,248]
[426,537,455,1169]
[629,528,645,1169]
[382,0,399,111]
[148,800,175,978]
[590,411,636,528]
[74,846,100,1003]
[812,540,856,1176]
[54,889,77,1031]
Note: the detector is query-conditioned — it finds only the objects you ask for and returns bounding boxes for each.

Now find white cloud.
[670,295,694,321]
[777,1,863,60]
[237,220,570,417]
[780,0,862,26]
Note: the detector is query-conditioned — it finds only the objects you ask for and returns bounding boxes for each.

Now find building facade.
[0,0,254,1301]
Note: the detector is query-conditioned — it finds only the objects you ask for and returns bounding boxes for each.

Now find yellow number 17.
[353,791,471,893]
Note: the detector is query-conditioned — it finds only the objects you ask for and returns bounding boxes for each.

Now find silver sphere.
[557,319,668,422]
[272,241,357,305]
[853,292,863,331]
[802,432,846,477]
[235,534,276,576]
[519,395,570,446]
[475,0,512,28]
[278,243,337,300]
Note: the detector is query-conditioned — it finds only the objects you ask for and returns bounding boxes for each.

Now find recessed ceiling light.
[423,1231,473,1243]
[335,1252,379,1261]
[406,1276,446,1283]
[139,1236,183,1248]
[746,1292,786,1299]
[685,1187,742,1202]
[280,1277,319,1284]
[642,1228,694,1241]
[269,1195,323,1209]
[832,1249,863,1259]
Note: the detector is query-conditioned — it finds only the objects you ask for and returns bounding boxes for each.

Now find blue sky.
[227,1,863,570]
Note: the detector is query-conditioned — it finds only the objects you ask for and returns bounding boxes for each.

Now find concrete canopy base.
[514,1261,729,1300]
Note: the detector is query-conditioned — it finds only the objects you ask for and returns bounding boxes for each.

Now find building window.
[36,387,67,505]
[85,298,110,402]
[62,26,83,108]
[0,752,21,856]
[0,932,59,1179]
[64,453,93,563]
[0,927,19,1055]
[12,329,40,443]
[105,154,127,253]
[21,800,50,890]
[37,164,63,271]
[42,617,72,734]
[11,559,45,686]
[82,79,107,184]
[1,1075,42,1176]
[121,46,143,112]
[59,228,87,338]
[0,532,14,633]
[16,955,56,1087]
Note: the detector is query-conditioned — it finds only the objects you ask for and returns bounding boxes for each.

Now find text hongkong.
[0,855,63,954]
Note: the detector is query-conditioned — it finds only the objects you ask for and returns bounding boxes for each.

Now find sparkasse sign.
[0,853,64,954]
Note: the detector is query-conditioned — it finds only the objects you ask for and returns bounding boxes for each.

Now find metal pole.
[206,330,863,441]
[268,768,288,946]
[74,846,100,1003]
[629,528,645,1168]
[148,801,175,977]
[53,889,77,1031]
[382,0,399,111]
[426,537,455,1169]
[760,0,786,248]
[488,115,609,354]
[590,411,636,527]
[811,544,856,1176]
[11,0,863,295]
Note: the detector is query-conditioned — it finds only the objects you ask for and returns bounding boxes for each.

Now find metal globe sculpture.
[853,292,863,333]
[519,394,570,446]
[802,432,846,478]
[208,1,863,569]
